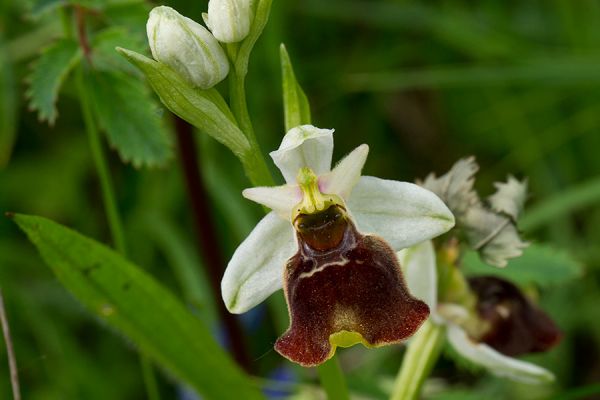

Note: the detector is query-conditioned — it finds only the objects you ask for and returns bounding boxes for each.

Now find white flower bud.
[202,0,254,43]
[146,6,229,89]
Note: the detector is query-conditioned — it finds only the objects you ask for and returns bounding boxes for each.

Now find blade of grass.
[344,58,600,92]
[521,176,600,231]
[316,356,350,400]
[0,287,21,400]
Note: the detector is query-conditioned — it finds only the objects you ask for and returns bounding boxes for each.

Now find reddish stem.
[174,117,253,372]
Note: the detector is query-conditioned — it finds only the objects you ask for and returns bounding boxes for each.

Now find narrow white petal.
[319,144,369,200]
[269,125,334,183]
[242,185,302,220]
[348,176,455,251]
[222,212,296,313]
[447,325,555,384]
[397,240,437,311]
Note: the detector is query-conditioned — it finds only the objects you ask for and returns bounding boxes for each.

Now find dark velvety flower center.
[276,207,429,366]
[468,276,561,357]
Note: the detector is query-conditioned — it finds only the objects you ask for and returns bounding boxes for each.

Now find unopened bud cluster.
[146,1,253,89]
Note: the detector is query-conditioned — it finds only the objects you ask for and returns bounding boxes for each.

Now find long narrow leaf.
[280,44,311,131]
[12,213,264,400]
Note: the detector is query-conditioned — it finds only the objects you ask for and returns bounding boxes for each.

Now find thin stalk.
[76,68,126,254]
[390,321,445,400]
[0,287,21,400]
[75,66,160,400]
[228,64,257,146]
[174,117,253,372]
[316,355,350,400]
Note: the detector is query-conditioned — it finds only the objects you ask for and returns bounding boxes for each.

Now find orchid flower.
[399,241,561,384]
[222,125,455,366]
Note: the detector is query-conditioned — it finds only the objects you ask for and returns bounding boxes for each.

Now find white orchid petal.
[222,212,296,313]
[269,125,334,183]
[319,144,369,200]
[348,176,455,251]
[447,324,555,384]
[242,185,302,220]
[397,240,437,311]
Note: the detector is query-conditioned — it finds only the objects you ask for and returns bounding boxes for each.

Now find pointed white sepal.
[447,324,555,384]
[319,144,369,200]
[242,185,302,219]
[221,212,296,313]
[348,176,455,251]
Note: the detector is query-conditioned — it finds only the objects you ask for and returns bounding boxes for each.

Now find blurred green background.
[1,0,599,399]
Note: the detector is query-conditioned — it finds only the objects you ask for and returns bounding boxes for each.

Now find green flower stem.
[228,53,274,189]
[228,56,258,147]
[75,66,160,400]
[225,0,274,188]
[316,355,350,400]
[390,321,445,400]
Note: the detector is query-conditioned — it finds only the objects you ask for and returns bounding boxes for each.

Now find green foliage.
[3,0,600,398]
[91,27,146,75]
[26,39,81,125]
[11,213,264,400]
[280,44,311,131]
[461,244,583,288]
[28,0,66,19]
[86,69,172,168]
[117,48,255,164]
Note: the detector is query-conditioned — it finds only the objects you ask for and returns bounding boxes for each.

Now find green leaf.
[91,27,146,75]
[11,213,264,400]
[26,39,81,125]
[461,244,583,287]
[85,69,173,168]
[116,47,251,160]
[0,39,18,168]
[280,44,311,131]
[28,0,67,19]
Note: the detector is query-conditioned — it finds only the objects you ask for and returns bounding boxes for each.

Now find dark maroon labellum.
[468,276,562,357]
[275,205,430,367]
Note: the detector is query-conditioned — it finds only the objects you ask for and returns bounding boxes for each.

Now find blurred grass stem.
[0,287,21,400]
[316,355,350,400]
[390,321,445,400]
